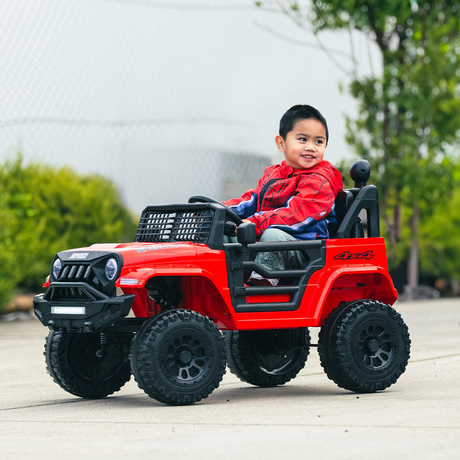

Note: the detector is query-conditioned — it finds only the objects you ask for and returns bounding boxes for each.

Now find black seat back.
[331,159,380,239]
[335,190,353,227]
[334,185,379,238]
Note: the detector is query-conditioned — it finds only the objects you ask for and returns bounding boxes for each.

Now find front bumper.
[34,282,134,332]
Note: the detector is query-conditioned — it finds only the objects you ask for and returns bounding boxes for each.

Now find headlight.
[52,259,62,279]
[105,258,118,281]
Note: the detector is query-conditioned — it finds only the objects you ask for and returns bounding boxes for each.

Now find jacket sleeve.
[221,189,258,219]
[246,173,337,236]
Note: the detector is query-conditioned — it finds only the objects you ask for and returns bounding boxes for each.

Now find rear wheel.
[44,331,133,399]
[130,309,227,405]
[318,300,411,393]
[226,328,310,387]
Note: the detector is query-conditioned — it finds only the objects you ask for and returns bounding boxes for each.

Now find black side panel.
[332,190,353,237]
[225,239,326,313]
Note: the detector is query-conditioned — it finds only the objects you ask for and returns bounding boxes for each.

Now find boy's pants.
[255,228,305,272]
[225,228,305,273]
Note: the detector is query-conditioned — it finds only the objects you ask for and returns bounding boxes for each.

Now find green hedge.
[0,156,137,312]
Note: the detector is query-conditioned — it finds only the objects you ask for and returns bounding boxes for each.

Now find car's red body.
[39,235,396,333]
[49,236,395,332]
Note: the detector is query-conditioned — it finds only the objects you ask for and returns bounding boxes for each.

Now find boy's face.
[275,118,327,169]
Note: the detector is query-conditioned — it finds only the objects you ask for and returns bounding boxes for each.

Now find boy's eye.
[316,140,324,145]
[299,137,307,142]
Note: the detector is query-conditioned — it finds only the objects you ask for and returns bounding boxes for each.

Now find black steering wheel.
[188,195,242,225]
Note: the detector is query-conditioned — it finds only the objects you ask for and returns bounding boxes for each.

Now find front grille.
[48,252,121,299]
[135,209,214,243]
[49,262,102,300]
[59,264,94,282]
[57,263,102,289]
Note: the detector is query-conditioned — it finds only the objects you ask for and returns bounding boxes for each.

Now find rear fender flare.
[307,266,398,326]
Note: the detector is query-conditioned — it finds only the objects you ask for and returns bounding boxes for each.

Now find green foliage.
[419,186,460,282]
[0,156,137,311]
[0,196,16,307]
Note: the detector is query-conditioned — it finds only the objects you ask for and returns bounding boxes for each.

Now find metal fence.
[0,0,276,215]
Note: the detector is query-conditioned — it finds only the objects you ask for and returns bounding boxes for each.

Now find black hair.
[279,104,329,142]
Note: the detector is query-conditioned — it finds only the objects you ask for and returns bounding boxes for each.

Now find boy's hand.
[224,221,237,237]
[235,219,252,235]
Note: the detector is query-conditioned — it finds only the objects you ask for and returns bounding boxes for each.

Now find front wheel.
[44,331,133,399]
[130,309,227,405]
[226,328,310,387]
[318,300,411,393]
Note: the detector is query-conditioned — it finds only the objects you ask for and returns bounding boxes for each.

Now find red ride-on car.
[33,160,410,405]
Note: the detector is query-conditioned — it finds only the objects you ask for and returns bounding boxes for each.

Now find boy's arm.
[246,174,341,237]
[222,189,259,219]
[222,171,269,219]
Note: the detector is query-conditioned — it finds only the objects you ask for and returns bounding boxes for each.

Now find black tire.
[130,309,227,405]
[318,300,411,393]
[226,328,310,387]
[44,331,133,399]
[317,300,365,385]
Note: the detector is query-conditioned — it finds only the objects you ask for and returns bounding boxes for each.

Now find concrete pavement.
[0,299,459,460]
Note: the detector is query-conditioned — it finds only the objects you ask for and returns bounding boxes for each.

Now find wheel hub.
[366,338,380,354]
[163,332,210,383]
[177,349,193,366]
[354,320,395,371]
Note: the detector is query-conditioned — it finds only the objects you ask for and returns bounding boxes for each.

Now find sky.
[0,0,381,213]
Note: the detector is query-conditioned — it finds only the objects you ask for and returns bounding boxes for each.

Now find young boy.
[222,104,343,285]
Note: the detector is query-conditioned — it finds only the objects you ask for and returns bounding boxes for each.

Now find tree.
[419,165,460,285]
[0,156,137,311]
[257,0,460,289]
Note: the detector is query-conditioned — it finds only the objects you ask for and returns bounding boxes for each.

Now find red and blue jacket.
[222,160,343,240]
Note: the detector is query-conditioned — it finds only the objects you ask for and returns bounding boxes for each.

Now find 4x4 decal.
[333,250,375,260]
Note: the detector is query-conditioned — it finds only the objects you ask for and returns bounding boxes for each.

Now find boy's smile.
[275,118,327,170]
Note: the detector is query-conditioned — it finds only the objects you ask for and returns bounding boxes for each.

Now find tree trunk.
[407,202,420,288]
